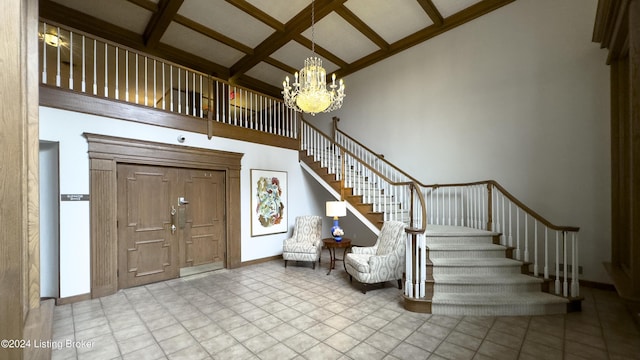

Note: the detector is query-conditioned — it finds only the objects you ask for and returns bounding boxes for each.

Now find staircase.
[427,225,568,316]
[299,118,581,316]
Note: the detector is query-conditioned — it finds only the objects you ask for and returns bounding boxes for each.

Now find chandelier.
[282,0,345,115]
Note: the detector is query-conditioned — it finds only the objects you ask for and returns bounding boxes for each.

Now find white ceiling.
[42,0,516,97]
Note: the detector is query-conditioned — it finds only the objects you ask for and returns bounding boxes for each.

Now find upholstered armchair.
[283,216,323,269]
[345,221,406,293]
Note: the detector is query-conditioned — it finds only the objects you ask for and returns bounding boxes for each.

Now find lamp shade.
[325,201,347,218]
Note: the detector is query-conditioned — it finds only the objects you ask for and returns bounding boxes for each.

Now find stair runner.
[427,225,568,316]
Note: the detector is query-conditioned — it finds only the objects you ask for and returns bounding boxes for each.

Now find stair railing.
[332,118,581,298]
[301,120,429,302]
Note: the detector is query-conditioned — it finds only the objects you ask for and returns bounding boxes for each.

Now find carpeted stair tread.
[424,225,568,316]
[430,258,522,267]
[427,243,506,251]
[433,274,543,285]
[426,225,501,237]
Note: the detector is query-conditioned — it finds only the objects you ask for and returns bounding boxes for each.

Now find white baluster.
[533,221,538,276]
[56,27,61,87]
[161,63,165,109]
[544,226,549,279]
[184,69,188,114]
[515,208,521,260]
[125,50,129,101]
[448,187,452,225]
[69,32,73,90]
[574,233,579,296]
[555,231,561,294]
[454,188,458,226]
[104,43,108,97]
[114,46,118,99]
[501,195,506,245]
[508,202,513,247]
[419,234,426,297]
[42,23,47,84]
[81,35,86,92]
[524,213,529,262]
[563,232,568,297]
[135,54,139,104]
[93,39,97,95]
[405,235,413,297]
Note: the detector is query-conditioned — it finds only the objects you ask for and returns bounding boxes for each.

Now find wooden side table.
[322,238,352,275]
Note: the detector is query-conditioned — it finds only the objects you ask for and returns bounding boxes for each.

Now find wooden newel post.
[332,116,340,140]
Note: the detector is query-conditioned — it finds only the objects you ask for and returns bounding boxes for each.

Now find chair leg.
[284,260,287,268]
[397,279,402,290]
[312,261,316,270]
[349,275,352,283]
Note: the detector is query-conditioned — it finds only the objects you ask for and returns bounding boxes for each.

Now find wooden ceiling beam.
[293,34,349,68]
[143,0,184,49]
[225,0,285,32]
[337,0,516,78]
[39,0,229,79]
[416,0,444,26]
[173,14,253,54]
[126,0,158,12]
[334,6,389,50]
[229,0,347,81]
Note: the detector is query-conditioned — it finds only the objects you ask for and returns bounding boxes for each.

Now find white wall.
[40,106,321,298]
[314,0,611,282]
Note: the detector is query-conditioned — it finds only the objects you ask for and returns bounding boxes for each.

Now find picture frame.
[250,169,288,236]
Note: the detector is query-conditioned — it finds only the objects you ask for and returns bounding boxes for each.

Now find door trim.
[84,133,243,298]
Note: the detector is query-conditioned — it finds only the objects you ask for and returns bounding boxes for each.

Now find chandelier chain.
[311,0,315,53]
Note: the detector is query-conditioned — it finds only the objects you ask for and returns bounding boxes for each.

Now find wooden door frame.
[85,133,243,298]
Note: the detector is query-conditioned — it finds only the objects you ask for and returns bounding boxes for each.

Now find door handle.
[178,197,189,205]
[170,206,177,234]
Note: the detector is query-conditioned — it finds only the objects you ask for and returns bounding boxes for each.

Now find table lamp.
[326,201,347,242]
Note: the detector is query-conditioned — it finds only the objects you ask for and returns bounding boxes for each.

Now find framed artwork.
[251,169,288,236]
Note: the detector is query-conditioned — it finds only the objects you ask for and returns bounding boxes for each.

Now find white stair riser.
[432,265,522,276]
[431,302,567,316]
[434,282,541,294]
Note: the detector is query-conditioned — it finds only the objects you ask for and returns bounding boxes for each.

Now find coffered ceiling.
[39,0,516,98]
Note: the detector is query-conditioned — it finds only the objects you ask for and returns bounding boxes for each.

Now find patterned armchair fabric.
[345,221,406,293]
[283,216,322,269]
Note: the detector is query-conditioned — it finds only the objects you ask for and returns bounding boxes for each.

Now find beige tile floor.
[51,252,640,360]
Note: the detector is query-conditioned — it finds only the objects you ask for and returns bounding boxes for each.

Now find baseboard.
[579,279,616,292]
[56,293,91,305]
[24,299,55,360]
[241,255,283,267]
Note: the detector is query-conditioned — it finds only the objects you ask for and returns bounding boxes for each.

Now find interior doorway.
[117,164,226,289]
[39,141,60,299]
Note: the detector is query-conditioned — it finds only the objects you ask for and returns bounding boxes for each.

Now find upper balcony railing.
[38,21,298,139]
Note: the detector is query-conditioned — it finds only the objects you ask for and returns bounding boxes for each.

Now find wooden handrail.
[408,182,427,234]
[302,118,427,234]
[303,119,414,187]
[424,180,579,232]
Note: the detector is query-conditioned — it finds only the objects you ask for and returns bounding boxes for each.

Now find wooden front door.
[182,170,226,267]
[117,164,226,289]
